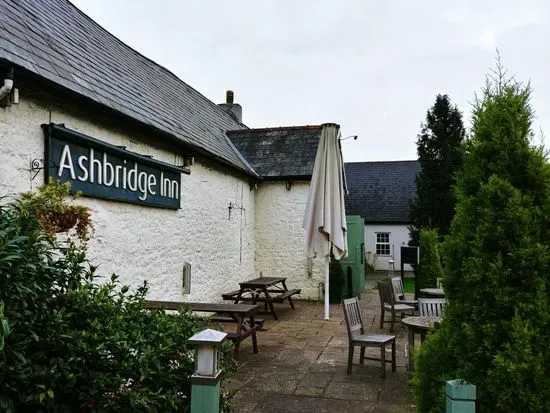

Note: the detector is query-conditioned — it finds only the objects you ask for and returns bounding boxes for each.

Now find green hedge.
[0,185,236,412]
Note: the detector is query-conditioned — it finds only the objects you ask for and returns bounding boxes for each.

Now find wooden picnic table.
[146,300,262,359]
[222,277,300,320]
[401,315,441,373]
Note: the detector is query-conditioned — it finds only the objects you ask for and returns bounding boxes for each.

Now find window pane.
[375,233,391,256]
[376,244,390,256]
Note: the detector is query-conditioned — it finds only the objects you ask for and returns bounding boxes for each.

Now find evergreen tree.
[413,63,550,412]
[416,228,443,298]
[410,95,465,244]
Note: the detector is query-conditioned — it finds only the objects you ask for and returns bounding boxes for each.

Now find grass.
[403,277,415,294]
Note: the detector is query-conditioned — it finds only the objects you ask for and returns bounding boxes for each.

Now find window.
[376,232,391,256]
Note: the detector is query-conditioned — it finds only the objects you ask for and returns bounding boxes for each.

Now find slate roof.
[0,0,255,176]
[227,126,322,179]
[344,161,420,223]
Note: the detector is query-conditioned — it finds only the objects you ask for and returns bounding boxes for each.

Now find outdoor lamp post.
[188,328,227,413]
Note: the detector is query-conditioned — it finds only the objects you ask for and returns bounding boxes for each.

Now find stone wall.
[0,91,256,303]
[254,181,325,300]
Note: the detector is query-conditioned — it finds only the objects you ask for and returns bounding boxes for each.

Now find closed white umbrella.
[303,123,348,320]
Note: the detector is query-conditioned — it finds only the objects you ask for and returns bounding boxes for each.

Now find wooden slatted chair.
[342,297,396,378]
[377,280,415,332]
[390,276,418,309]
[418,298,447,317]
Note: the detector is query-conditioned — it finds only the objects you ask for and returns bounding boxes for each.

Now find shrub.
[415,228,443,297]
[0,185,237,412]
[413,62,550,412]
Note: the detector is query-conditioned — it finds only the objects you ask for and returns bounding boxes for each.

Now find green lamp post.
[188,328,227,413]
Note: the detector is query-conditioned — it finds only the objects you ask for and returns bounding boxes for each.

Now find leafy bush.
[413,63,550,412]
[0,185,237,412]
[415,228,443,298]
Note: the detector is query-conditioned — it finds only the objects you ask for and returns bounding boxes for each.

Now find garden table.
[146,300,262,359]
[419,288,445,298]
[401,315,441,374]
[222,277,300,320]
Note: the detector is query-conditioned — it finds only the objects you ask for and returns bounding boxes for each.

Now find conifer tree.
[410,95,465,244]
[416,228,443,297]
[413,62,550,413]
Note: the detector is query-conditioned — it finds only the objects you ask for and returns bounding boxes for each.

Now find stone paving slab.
[226,283,417,413]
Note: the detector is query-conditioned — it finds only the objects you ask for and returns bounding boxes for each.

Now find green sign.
[43,124,189,209]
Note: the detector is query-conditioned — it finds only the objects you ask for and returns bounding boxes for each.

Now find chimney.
[218,90,242,123]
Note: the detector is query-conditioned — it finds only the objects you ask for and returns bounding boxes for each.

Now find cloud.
[71,0,550,161]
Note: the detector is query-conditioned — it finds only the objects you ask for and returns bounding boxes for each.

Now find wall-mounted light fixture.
[340,135,358,141]
[285,181,292,191]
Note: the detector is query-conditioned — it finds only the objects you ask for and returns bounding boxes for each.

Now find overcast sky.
[72,0,550,162]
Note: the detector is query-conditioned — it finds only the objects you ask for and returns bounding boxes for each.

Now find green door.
[341,215,365,298]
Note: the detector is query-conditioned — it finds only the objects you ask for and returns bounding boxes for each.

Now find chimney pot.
[226,90,234,105]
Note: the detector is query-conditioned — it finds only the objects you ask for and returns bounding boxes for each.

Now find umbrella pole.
[324,254,330,320]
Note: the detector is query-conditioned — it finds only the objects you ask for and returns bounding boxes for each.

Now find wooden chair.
[418,298,447,317]
[390,276,418,308]
[377,281,415,332]
[342,297,396,378]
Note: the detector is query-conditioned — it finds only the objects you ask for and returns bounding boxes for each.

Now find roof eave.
[14,65,259,179]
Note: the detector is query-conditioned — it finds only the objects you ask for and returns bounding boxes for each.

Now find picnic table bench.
[222,277,301,320]
[146,300,262,359]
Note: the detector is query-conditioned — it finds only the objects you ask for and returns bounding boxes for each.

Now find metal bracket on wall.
[30,158,45,181]
[29,158,56,186]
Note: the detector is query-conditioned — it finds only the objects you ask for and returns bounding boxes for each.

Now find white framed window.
[376,232,391,256]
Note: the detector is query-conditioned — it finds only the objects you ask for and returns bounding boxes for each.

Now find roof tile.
[345,161,420,223]
[0,0,254,175]
[228,126,322,179]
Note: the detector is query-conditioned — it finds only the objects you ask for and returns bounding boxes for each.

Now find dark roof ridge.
[227,125,323,134]
[345,160,419,164]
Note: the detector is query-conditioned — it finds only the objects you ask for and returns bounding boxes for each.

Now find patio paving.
[225,277,417,412]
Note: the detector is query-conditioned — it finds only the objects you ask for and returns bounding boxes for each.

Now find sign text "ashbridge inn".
[43,124,188,209]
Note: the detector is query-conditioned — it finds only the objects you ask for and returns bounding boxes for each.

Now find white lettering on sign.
[56,144,179,201]
[58,145,76,179]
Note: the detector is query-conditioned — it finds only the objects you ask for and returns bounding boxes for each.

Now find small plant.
[19,179,93,244]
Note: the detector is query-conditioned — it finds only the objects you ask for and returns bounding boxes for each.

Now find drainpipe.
[0,66,14,101]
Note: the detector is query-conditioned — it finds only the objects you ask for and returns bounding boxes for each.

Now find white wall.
[364,224,413,271]
[0,92,256,303]
[254,181,325,300]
